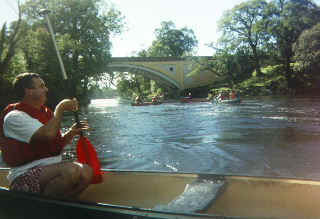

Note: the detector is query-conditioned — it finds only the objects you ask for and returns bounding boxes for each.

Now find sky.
[1,0,319,57]
[109,0,247,56]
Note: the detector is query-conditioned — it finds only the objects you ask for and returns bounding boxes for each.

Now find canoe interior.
[80,170,197,208]
[0,168,320,219]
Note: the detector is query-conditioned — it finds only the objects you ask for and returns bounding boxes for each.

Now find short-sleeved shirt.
[3,110,62,183]
[4,110,43,143]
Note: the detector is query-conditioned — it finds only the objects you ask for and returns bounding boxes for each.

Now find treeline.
[1,0,320,110]
[116,0,320,99]
[208,0,320,97]
[0,0,125,109]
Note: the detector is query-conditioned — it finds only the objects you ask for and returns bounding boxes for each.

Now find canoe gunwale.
[1,167,320,183]
[1,168,320,218]
[103,168,320,183]
[0,185,234,219]
[212,98,241,104]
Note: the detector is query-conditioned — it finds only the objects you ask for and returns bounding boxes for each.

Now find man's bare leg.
[38,161,93,198]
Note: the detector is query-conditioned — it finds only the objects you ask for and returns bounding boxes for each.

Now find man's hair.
[13,73,41,99]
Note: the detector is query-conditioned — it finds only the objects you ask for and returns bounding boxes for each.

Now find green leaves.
[218,0,269,77]
[293,22,320,86]
[19,0,125,105]
[148,21,198,57]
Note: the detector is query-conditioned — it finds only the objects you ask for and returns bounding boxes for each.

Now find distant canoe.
[180,98,210,103]
[213,97,241,104]
[131,102,162,106]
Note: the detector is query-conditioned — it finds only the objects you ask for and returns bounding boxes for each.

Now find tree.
[20,0,125,105]
[0,1,26,109]
[0,1,23,75]
[293,23,320,70]
[203,43,255,87]
[266,0,320,89]
[292,22,320,87]
[218,0,269,77]
[115,72,150,99]
[148,21,198,57]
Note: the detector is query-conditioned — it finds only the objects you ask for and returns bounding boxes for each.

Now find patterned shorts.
[10,166,43,194]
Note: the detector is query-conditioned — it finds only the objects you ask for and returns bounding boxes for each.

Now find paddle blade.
[76,136,103,184]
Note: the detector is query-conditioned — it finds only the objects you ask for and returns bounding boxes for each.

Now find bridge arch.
[108,63,182,89]
[107,56,215,91]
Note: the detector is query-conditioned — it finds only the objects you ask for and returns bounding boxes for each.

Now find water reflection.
[89,98,119,108]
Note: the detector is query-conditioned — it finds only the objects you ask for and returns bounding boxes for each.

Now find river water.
[66,96,320,180]
[3,96,317,180]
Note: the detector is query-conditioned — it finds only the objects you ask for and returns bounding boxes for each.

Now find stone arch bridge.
[107,56,215,90]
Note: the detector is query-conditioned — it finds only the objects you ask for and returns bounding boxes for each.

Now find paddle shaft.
[41,10,81,126]
[42,12,68,80]
[41,9,102,184]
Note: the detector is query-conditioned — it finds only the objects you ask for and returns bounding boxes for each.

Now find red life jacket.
[0,102,65,167]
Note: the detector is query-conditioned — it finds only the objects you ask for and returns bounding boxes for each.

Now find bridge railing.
[110,56,214,62]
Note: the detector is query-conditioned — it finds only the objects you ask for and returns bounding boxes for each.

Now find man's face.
[28,77,48,104]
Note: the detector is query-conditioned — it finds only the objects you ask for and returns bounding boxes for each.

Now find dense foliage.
[209,0,320,96]
[147,21,198,57]
[218,0,269,77]
[1,0,124,109]
[293,23,320,74]
[1,0,320,108]
[117,0,320,99]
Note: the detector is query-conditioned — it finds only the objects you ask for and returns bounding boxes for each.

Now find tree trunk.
[252,46,262,77]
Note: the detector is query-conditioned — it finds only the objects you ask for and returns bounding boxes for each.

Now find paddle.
[40,9,102,184]
[74,114,103,184]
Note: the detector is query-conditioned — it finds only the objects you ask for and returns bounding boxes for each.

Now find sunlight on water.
[264,116,289,121]
[89,98,119,108]
[154,179,224,213]
[80,97,320,180]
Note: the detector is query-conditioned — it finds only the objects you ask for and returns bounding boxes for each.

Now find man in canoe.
[151,95,160,104]
[135,95,143,104]
[230,90,237,99]
[0,73,93,198]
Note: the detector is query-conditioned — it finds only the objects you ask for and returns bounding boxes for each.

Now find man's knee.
[66,162,93,184]
[63,162,82,183]
[81,164,93,184]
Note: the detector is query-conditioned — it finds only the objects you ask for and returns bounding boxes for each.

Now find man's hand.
[70,120,90,136]
[56,98,79,113]
[62,120,90,145]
